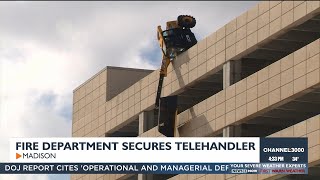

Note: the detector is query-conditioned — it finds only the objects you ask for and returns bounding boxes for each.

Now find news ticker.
[1,137,308,174]
[1,163,307,174]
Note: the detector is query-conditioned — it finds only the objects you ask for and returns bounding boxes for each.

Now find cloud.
[0,1,258,180]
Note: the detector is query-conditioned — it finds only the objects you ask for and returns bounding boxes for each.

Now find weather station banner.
[0,137,308,174]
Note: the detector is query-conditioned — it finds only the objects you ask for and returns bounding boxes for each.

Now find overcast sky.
[0,1,258,180]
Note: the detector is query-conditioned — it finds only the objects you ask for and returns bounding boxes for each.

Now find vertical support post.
[139,111,156,135]
[223,60,242,88]
[223,125,235,137]
[223,60,242,138]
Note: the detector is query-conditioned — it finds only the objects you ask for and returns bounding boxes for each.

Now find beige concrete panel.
[236,91,247,108]
[226,110,236,126]
[247,19,258,37]
[215,114,226,131]
[206,56,216,74]
[281,54,294,71]
[269,88,281,106]
[85,80,93,95]
[216,38,226,54]
[226,18,237,35]
[307,116,320,133]
[269,61,281,78]
[236,38,247,55]
[246,174,258,180]
[197,39,207,53]
[236,105,247,121]
[307,54,320,73]
[257,24,270,43]
[308,145,320,163]
[258,80,269,97]
[258,67,269,84]
[294,1,305,7]
[269,74,281,91]
[281,81,294,100]
[247,99,258,116]
[307,130,320,148]
[307,69,320,88]
[270,17,281,36]
[293,75,306,93]
[226,84,236,100]
[99,83,106,96]
[247,73,258,89]
[247,31,258,49]
[206,32,217,48]
[257,94,269,111]
[98,114,105,127]
[294,120,307,137]
[73,102,79,113]
[226,97,236,113]
[281,126,294,137]
[73,90,80,103]
[236,25,246,42]
[236,79,247,95]
[226,45,236,60]
[282,1,294,14]
[197,62,207,78]
[140,98,148,111]
[258,11,270,29]
[294,61,306,80]
[206,44,216,60]
[294,2,307,21]
[216,26,226,41]
[105,120,110,133]
[281,67,294,86]
[216,50,226,66]
[216,102,226,118]
[281,9,294,28]
[247,85,258,102]
[270,3,282,21]
[198,50,207,66]
[226,31,236,49]
[248,4,259,23]
[307,0,320,14]
[98,104,105,117]
[237,11,247,29]
[91,118,99,132]
[258,1,270,15]
[188,56,198,71]
[215,90,226,105]
[92,75,99,91]
[188,68,198,84]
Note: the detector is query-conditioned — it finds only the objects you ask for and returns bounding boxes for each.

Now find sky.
[0,1,258,180]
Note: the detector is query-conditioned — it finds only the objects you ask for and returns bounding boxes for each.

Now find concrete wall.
[71,1,320,180]
[72,67,153,138]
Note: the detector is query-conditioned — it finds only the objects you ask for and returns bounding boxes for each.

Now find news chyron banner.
[1,137,308,174]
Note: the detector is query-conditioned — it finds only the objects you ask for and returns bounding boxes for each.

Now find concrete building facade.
[72,1,320,180]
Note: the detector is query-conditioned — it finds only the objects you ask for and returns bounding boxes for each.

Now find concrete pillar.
[139,111,156,135]
[223,125,242,137]
[223,125,235,137]
[223,60,241,89]
[138,174,154,180]
[223,60,242,137]
[138,111,155,180]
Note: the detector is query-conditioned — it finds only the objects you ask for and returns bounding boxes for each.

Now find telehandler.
[155,15,197,137]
